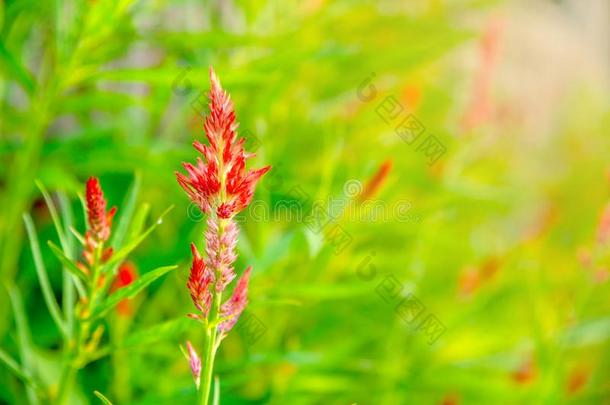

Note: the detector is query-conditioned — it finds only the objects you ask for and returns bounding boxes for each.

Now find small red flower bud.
[110,262,139,317]
[85,177,115,242]
[187,243,214,315]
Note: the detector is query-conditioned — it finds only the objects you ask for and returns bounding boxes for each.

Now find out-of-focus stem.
[55,243,101,404]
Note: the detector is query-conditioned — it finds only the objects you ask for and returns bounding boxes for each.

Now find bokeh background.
[1,0,609,403]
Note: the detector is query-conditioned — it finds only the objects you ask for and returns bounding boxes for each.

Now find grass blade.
[91,265,177,319]
[23,214,66,336]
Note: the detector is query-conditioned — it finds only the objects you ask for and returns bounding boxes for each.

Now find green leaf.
[0,39,36,94]
[69,226,86,246]
[0,348,29,385]
[57,91,141,114]
[48,241,88,284]
[23,214,66,336]
[35,180,68,252]
[120,317,191,349]
[110,172,141,248]
[90,265,177,319]
[125,202,150,245]
[103,205,174,270]
[6,284,40,404]
[58,192,84,333]
[88,317,191,363]
[94,391,114,405]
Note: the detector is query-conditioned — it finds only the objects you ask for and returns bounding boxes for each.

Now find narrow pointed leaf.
[35,180,68,251]
[23,214,66,336]
[125,202,150,244]
[0,348,27,384]
[103,205,173,270]
[94,391,114,405]
[121,317,191,349]
[58,192,80,331]
[69,226,86,246]
[48,241,88,283]
[6,284,40,404]
[88,317,192,363]
[91,265,177,319]
[110,172,141,248]
[0,39,36,94]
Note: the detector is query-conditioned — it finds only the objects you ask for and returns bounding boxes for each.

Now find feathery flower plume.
[82,177,116,269]
[86,177,116,242]
[176,67,270,404]
[187,243,214,317]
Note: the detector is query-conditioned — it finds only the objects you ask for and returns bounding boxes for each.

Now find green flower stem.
[199,217,227,405]
[199,293,222,405]
[55,244,102,404]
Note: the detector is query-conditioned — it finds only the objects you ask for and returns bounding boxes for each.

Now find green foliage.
[0,0,609,404]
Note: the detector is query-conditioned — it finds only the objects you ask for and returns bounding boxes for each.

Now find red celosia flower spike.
[175,67,271,219]
[82,177,116,268]
[177,68,269,399]
[86,177,116,242]
[187,243,214,316]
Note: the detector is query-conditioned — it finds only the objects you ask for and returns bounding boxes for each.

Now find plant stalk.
[199,293,221,405]
[198,217,227,405]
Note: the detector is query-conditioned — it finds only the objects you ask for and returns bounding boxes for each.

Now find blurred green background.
[1,0,609,403]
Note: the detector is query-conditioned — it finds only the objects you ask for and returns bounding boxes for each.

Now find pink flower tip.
[218,266,251,333]
[186,341,201,389]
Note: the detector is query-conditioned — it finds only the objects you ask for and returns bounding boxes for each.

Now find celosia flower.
[177,67,269,316]
[176,67,270,399]
[86,177,116,242]
[176,67,271,219]
[82,177,116,268]
[218,266,251,334]
[187,243,214,316]
[186,341,202,389]
[110,262,139,316]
